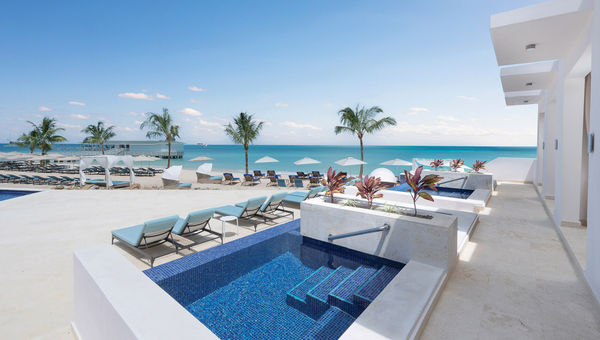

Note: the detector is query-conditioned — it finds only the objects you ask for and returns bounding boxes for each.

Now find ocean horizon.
[1,143,536,175]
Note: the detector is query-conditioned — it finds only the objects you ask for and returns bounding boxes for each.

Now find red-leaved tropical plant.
[355,175,384,209]
[449,159,464,172]
[321,167,346,203]
[404,166,443,216]
[472,160,487,173]
[430,159,444,170]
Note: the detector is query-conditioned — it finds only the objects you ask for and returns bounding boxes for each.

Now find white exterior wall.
[536,112,545,185]
[554,76,585,226]
[585,0,600,303]
[542,98,557,199]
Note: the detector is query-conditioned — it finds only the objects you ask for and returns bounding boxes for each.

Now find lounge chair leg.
[254,224,257,232]
[111,236,115,245]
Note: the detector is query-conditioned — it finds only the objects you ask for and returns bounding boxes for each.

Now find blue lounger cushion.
[216,205,245,217]
[173,209,214,235]
[283,194,306,204]
[260,192,288,212]
[112,215,179,246]
[111,224,144,246]
[178,182,192,188]
[210,176,223,180]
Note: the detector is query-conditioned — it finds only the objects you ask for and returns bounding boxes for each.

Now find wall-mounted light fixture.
[524,100,529,103]
[526,43,536,52]
[589,133,595,153]
[555,139,559,150]
[542,142,545,150]
[525,82,533,86]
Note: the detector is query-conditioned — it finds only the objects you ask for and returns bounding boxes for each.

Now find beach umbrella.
[335,157,366,166]
[132,155,161,162]
[255,156,279,163]
[380,158,411,166]
[189,155,214,162]
[294,157,320,165]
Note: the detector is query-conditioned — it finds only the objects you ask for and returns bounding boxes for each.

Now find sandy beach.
[0,168,316,191]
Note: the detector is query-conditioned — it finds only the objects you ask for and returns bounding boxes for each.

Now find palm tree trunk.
[101,143,104,155]
[41,142,46,155]
[244,145,249,174]
[359,136,364,177]
[167,138,171,168]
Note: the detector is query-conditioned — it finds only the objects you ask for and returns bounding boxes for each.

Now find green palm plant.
[27,117,66,155]
[82,121,116,155]
[334,105,396,177]
[224,112,264,174]
[16,129,40,153]
[140,108,180,167]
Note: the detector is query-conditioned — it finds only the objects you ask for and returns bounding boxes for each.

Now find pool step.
[300,307,355,340]
[328,266,378,317]
[353,266,400,308]
[286,266,334,318]
[306,267,354,311]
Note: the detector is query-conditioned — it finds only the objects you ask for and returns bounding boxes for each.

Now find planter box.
[424,170,494,191]
[301,197,458,272]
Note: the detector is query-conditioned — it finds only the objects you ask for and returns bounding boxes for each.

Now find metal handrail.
[328,223,390,242]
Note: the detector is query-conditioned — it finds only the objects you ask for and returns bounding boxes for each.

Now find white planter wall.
[300,198,458,272]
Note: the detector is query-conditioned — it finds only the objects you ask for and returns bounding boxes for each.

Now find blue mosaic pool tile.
[288,266,334,302]
[306,266,353,309]
[300,307,355,340]
[329,265,378,317]
[354,265,400,308]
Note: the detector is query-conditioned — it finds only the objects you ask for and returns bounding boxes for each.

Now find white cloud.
[68,101,86,106]
[197,119,224,129]
[386,121,535,137]
[179,108,203,116]
[38,106,51,111]
[407,107,428,115]
[280,121,321,130]
[275,103,289,107]
[118,92,154,100]
[437,115,459,122]
[187,86,206,92]
[155,93,170,100]
[57,123,81,129]
[70,114,89,119]
[457,95,477,101]
[134,120,144,125]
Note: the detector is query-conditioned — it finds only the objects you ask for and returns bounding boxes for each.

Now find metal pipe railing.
[328,223,390,242]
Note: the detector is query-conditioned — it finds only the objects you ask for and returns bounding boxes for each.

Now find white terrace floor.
[1,183,600,339]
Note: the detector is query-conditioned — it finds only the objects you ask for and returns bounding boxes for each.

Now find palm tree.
[224,112,264,174]
[82,121,116,155]
[16,130,40,153]
[140,108,180,167]
[27,117,66,155]
[334,105,397,177]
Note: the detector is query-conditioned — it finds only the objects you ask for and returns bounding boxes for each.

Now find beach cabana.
[196,163,222,183]
[369,167,398,185]
[162,165,192,189]
[79,155,135,188]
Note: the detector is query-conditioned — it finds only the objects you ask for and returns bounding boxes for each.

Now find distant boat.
[196,143,207,147]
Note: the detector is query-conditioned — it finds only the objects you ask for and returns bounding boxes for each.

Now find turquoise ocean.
[1,144,536,175]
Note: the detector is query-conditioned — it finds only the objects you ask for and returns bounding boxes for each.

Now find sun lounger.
[294,178,304,188]
[308,176,321,188]
[243,174,261,186]
[215,196,268,232]
[223,173,240,185]
[172,209,222,245]
[283,186,327,204]
[277,179,287,188]
[267,176,278,187]
[267,170,279,178]
[311,171,323,178]
[253,170,265,177]
[259,192,294,220]
[296,171,308,179]
[196,172,223,183]
[111,215,179,267]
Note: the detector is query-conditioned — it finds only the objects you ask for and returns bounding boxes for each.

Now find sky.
[0,0,545,146]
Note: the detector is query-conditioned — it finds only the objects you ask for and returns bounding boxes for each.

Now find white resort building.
[490,0,600,303]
